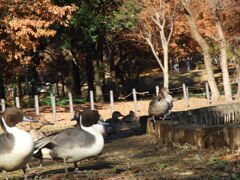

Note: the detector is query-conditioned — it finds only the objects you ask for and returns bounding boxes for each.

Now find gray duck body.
[34,117,106,172]
[148,88,173,120]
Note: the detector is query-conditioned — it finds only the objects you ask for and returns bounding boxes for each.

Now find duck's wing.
[33,129,69,153]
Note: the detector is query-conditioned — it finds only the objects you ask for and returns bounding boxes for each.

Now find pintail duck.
[72,109,104,127]
[105,111,124,136]
[33,116,108,173]
[148,87,173,121]
[0,107,37,180]
[122,111,138,123]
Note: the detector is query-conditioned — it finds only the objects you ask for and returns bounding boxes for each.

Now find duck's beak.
[23,116,38,122]
[97,120,109,126]
[44,120,54,125]
[71,116,78,121]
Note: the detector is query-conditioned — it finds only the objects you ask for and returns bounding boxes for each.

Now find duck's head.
[112,111,124,119]
[75,114,108,135]
[160,87,171,95]
[129,111,136,116]
[71,110,104,127]
[1,107,38,131]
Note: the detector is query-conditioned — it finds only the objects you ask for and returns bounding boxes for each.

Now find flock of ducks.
[0,87,173,180]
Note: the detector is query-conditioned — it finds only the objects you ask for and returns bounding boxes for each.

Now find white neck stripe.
[2,116,13,132]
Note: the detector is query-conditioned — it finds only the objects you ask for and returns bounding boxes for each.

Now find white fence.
[0,81,239,123]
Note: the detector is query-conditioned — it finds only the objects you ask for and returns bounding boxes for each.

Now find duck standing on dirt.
[105,111,124,136]
[0,107,37,180]
[148,87,173,121]
[33,115,108,173]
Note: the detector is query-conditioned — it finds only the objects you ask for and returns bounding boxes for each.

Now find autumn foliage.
[0,0,77,61]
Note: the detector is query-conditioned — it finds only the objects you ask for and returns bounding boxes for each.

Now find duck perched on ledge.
[148,87,173,121]
[0,107,37,180]
[33,115,108,173]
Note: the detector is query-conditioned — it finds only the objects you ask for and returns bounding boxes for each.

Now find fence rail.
[1,81,240,123]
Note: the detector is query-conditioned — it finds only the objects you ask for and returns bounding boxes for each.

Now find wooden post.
[34,95,40,115]
[155,86,159,96]
[186,86,189,99]
[90,90,94,110]
[1,99,5,111]
[182,84,188,108]
[110,90,114,113]
[205,82,211,104]
[133,89,138,112]
[15,97,20,108]
[52,96,56,122]
[68,92,74,119]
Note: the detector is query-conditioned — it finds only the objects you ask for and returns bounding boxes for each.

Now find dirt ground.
[2,97,240,180]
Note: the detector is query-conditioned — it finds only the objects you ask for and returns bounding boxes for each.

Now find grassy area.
[1,123,240,180]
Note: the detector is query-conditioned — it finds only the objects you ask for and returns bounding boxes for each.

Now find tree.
[0,0,76,61]
[180,0,221,102]
[210,0,232,101]
[0,0,76,99]
[136,0,176,88]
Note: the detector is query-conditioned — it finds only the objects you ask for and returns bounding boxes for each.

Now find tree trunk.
[61,80,65,97]
[181,1,220,102]
[17,77,22,98]
[86,54,95,93]
[93,29,105,102]
[162,44,169,88]
[215,15,232,101]
[0,72,5,99]
[93,59,104,102]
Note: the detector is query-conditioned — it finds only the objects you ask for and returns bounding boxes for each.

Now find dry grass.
[1,97,240,179]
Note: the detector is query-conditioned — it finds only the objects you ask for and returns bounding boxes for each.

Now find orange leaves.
[0,0,77,62]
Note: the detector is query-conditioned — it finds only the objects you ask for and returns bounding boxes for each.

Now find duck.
[33,115,108,173]
[122,111,138,123]
[72,109,104,127]
[148,87,173,121]
[0,107,37,180]
[105,111,124,136]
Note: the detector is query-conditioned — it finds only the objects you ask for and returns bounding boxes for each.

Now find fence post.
[68,92,74,119]
[132,89,138,112]
[1,99,5,111]
[90,90,94,110]
[110,90,115,113]
[34,95,40,115]
[155,86,159,96]
[237,78,240,99]
[15,97,20,108]
[182,84,188,108]
[52,96,56,123]
[205,82,211,104]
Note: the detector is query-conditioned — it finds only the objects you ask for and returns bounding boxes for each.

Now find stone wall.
[142,102,240,150]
